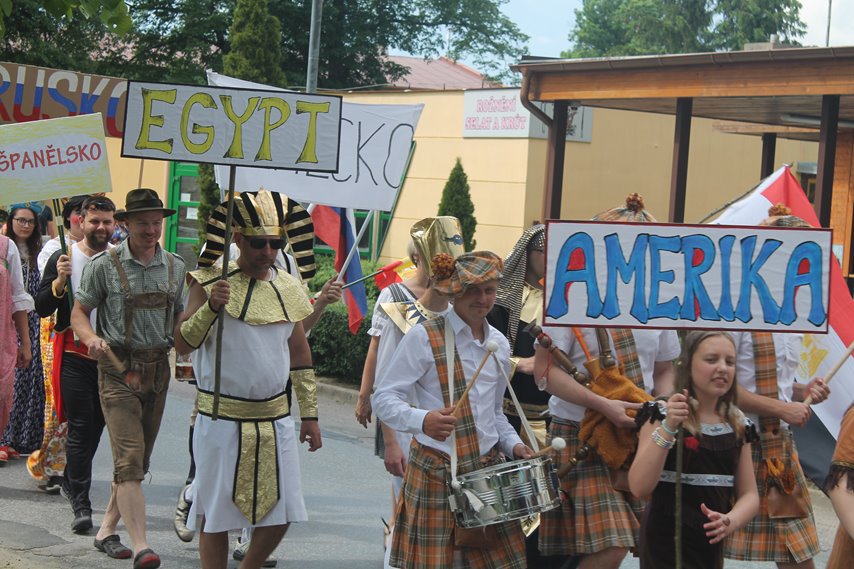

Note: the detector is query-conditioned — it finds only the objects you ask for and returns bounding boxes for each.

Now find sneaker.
[44,476,63,495]
[71,509,93,534]
[173,484,194,542]
[232,536,277,567]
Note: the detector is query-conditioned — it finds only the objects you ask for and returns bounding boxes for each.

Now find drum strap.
[492,350,540,454]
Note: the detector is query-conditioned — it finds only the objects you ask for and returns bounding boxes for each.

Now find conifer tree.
[198,0,286,249]
[438,158,477,252]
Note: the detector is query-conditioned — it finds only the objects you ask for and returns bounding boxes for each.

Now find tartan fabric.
[609,328,643,389]
[433,251,503,298]
[724,428,819,562]
[752,332,782,439]
[389,442,526,569]
[539,419,642,556]
[423,316,480,474]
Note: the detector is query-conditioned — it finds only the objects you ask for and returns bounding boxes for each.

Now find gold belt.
[197,390,289,524]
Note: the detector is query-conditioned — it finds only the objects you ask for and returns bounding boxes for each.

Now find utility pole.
[826,0,832,47]
[306,0,323,93]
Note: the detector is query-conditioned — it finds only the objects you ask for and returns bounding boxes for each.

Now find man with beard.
[36,196,127,547]
[72,188,186,569]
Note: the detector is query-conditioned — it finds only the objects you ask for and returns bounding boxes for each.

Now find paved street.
[0,379,389,568]
[0,377,844,568]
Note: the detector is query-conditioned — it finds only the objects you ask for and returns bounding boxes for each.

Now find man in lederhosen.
[374,250,532,569]
[72,188,186,569]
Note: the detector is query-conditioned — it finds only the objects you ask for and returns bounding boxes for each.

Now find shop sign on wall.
[462,88,592,141]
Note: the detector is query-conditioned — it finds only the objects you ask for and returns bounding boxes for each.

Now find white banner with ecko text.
[207,71,422,212]
[0,113,112,202]
[544,221,832,333]
[122,81,342,172]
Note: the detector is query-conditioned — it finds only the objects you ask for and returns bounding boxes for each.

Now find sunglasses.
[247,237,285,250]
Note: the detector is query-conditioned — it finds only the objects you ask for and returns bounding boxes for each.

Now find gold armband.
[52,279,68,299]
[290,367,318,419]
[180,301,218,349]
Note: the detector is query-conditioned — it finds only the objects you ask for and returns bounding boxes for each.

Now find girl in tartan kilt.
[532,195,680,569]
[374,251,532,569]
[724,331,826,568]
[724,208,830,569]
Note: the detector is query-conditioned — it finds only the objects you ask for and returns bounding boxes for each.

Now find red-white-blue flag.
[714,165,854,439]
[311,205,369,334]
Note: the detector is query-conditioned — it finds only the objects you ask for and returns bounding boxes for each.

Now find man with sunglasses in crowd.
[72,188,186,569]
[175,190,322,569]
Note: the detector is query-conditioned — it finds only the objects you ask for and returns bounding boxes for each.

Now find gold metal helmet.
[410,216,465,275]
[197,188,316,280]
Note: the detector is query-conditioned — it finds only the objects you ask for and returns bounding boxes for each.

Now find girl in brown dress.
[628,331,759,569]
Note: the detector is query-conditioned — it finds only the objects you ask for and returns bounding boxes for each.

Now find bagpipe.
[524,323,653,480]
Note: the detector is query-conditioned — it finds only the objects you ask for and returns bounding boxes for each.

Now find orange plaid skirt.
[390,441,526,569]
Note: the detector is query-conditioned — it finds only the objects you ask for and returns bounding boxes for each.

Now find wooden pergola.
[513,46,854,285]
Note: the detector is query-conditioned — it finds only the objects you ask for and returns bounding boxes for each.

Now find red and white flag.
[714,165,854,438]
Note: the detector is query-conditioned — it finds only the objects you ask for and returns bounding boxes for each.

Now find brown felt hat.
[115,188,176,220]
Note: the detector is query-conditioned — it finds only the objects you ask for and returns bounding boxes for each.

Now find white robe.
[188,313,307,533]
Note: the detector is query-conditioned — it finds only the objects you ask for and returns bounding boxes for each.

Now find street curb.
[317,376,359,406]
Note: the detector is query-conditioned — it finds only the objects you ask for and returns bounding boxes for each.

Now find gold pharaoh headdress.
[197,189,316,280]
[410,216,465,275]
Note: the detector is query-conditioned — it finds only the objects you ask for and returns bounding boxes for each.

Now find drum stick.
[531,437,566,459]
[803,338,854,405]
[102,347,142,389]
[452,341,500,416]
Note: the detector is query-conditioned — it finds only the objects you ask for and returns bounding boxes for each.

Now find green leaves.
[565,0,806,58]
[438,158,477,252]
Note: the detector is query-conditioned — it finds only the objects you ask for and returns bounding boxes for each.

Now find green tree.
[0,0,131,37]
[438,159,477,252]
[197,0,286,248]
[223,0,287,87]
[564,0,804,58]
[272,0,529,87]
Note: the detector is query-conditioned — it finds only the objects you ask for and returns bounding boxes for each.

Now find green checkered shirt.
[76,240,186,350]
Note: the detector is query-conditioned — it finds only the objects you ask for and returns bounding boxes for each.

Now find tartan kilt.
[390,440,526,569]
[539,419,642,556]
[724,428,819,563]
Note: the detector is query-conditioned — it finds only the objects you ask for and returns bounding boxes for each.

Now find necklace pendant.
[537,376,548,391]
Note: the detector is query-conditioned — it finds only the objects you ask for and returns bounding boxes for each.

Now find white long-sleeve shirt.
[373,310,523,458]
[730,331,800,425]
[4,238,34,312]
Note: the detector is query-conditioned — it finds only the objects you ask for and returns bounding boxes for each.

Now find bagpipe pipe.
[524,323,653,480]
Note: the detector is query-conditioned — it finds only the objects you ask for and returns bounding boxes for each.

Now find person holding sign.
[174,190,322,569]
[373,251,532,569]
[71,189,186,569]
[724,207,829,569]
[35,196,123,541]
[629,330,759,569]
[533,195,680,569]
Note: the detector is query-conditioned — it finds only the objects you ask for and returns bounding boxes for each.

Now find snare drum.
[448,455,561,528]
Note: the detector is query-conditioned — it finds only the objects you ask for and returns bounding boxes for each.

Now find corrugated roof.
[385,55,499,90]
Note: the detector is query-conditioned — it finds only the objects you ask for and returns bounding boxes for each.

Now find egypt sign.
[544,221,832,332]
[122,81,342,171]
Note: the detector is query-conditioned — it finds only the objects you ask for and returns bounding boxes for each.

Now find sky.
[500,0,854,59]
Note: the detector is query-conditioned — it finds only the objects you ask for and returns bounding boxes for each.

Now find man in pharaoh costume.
[374,250,532,569]
[371,216,463,568]
[175,190,322,569]
[533,195,680,569]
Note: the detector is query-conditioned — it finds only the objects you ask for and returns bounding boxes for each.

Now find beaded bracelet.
[661,418,679,435]
[652,427,676,450]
